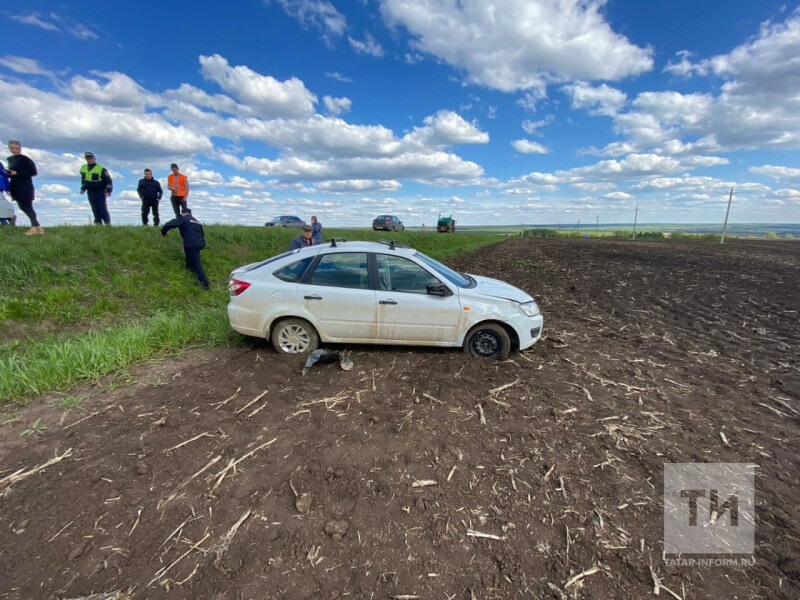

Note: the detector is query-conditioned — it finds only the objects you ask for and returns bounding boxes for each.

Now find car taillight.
[229,279,251,296]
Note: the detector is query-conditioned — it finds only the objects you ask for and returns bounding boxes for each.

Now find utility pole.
[721,188,734,244]
[632,204,639,239]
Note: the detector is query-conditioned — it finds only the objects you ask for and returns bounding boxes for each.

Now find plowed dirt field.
[1,237,798,600]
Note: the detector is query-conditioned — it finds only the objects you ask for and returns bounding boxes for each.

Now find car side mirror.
[427,283,452,297]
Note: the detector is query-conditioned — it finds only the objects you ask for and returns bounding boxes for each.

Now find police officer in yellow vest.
[167,163,190,218]
[80,152,113,224]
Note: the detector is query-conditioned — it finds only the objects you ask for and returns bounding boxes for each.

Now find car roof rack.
[378,239,411,251]
[327,237,347,248]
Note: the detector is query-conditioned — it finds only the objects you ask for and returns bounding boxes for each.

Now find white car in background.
[227,240,543,359]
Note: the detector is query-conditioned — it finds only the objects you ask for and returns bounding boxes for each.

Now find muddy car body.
[228,241,543,359]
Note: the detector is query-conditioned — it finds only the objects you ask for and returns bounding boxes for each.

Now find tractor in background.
[437,214,456,233]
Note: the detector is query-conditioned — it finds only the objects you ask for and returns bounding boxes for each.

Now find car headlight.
[519,300,540,317]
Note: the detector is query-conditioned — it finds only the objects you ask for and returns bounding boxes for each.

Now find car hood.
[468,275,533,303]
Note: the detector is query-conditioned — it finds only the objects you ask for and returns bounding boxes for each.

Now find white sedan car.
[227,241,543,359]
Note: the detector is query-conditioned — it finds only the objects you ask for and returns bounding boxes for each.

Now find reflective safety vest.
[168,173,188,197]
[80,163,106,183]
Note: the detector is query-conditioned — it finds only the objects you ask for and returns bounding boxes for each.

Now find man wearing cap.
[161,208,210,290]
[167,163,189,218]
[79,152,113,224]
[289,224,314,250]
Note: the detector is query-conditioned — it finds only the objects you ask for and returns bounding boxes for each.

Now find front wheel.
[272,318,320,355]
[463,323,511,360]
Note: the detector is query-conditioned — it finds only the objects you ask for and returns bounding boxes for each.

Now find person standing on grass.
[167,163,189,218]
[80,152,113,225]
[6,140,43,235]
[137,169,163,226]
[310,215,323,245]
[161,208,210,290]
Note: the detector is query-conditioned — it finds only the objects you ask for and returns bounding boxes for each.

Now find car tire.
[464,323,511,360]
[391,226,396,232]
[271,318,320,355]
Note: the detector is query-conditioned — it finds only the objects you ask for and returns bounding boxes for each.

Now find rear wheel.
[464,323,511,360]
[272,318,320,355]
[391,225,396,232]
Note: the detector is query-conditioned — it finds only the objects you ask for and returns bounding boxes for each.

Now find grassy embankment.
[0,225,500,403]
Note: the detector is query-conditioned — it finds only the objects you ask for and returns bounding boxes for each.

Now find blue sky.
[2,0,799,226]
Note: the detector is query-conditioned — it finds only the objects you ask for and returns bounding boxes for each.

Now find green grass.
[0,225,499,403]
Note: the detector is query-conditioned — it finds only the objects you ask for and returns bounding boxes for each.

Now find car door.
[373,253,461,344]
[297,252,377,342]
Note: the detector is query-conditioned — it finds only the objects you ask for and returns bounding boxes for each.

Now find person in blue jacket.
[310,215,323,245]
[161,208,210,289]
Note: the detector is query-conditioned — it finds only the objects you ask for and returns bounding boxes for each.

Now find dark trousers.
[141,198,160,225]
[170,195,187,218]
[184,245,209,288]
[87,189,110,224]
[14,197,40,227]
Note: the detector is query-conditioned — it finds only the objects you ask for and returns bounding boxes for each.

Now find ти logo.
[664,463,755,555]
[680,489,738,526]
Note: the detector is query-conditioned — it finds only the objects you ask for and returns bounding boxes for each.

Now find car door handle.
[304,294,323,300]
[379,299,398,305]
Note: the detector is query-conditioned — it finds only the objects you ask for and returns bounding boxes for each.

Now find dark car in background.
[265,216,306,228]
[372,215,404,232]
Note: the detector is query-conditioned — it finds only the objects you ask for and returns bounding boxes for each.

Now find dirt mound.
[1,238,798,599]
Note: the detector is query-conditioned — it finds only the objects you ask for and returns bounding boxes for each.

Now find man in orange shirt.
[167,163,190,218]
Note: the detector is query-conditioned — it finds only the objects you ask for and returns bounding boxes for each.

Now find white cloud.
[563,82,627,116]
[604,191,632,200]
[404,110,489,148]
[522,118,550,135]
[750,165,800,183]
[512,139,549,154]
[323,95,352,115]
[72,24,98,40]
[199,54,317,118]
[326,71,353,83]
[69,71,150,109]
[380,0,653,92]
[275,0,347,37]
[316,179,402,193]
[0,56,54,78]
[349,33,385,57]
[0,79,213,160]
[10,13,58,31]
[40,183,71,194]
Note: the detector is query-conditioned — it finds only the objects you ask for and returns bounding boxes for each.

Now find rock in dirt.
[323,519,349,539]
[135,462,149,476]
[295,493,312,514]
[68,541,88,561]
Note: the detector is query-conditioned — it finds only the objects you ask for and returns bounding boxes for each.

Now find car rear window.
[274,257,314,282]
[243,250,294,272]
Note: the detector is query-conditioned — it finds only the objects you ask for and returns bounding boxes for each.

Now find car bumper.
[228,303,267,337]
[505,313,544,351]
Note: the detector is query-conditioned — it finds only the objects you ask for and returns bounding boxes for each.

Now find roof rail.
[327,237,347,248]
[378,238,411,251]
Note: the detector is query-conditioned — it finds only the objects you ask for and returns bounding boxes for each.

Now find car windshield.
[414,251,471,288]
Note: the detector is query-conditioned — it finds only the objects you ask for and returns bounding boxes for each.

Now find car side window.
[274,257,313,282]
[376,255,440,294]
[308,253,369,289]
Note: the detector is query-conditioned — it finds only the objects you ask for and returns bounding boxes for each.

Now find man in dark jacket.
[289,224,315,250]
[79,152,113,224]
[137,169,163,226]
[161,208,210,289]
